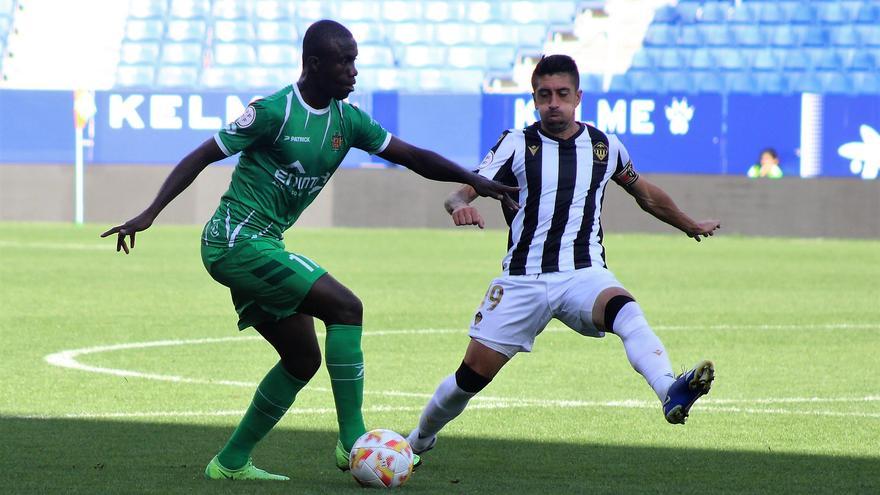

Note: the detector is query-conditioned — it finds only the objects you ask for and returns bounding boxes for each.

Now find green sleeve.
[214,99,280,156]
[344,104,391,154]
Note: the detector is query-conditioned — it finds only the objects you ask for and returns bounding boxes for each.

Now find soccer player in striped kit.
[407,54,721,457]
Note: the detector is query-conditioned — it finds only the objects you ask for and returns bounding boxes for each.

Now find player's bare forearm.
[627,178,720,241]
[444,185,478,214]
[444,185,485,228]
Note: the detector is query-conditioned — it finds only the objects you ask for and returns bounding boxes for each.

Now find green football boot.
[336,440,422,472]
[204,456,289,481]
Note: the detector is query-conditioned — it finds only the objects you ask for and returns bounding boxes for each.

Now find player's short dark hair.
[302,20,354,61]
[760,147,779,160]
[531,54,580,90]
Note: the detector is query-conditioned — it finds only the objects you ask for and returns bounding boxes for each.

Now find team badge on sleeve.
[478,150,495,169]
[235,105,256,128]
[613,160,640,187]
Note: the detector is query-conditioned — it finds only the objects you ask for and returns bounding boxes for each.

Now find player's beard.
[542,116,574,136]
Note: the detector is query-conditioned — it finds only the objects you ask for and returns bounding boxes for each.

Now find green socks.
[218,361,307,470]
[325,324,367,451]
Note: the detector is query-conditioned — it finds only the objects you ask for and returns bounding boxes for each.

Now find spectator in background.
[748,148,783,179]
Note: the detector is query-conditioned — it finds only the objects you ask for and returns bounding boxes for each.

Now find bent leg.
[217,314,316,470]
[409,339,510,452]
[593,287,675,402]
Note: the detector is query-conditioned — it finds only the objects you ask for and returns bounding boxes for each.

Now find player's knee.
[604,294,636,332]
[454,362,492,394]
[338,294,363,323]
[281,347,322,381]
[605,295,648,338]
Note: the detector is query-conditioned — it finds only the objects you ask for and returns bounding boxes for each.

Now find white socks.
[409,374,475,449]
[611,302,675,401]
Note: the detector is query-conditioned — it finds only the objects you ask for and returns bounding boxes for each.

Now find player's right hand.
[100,211,156,254]
[452,206,485,229]
[470,175,520,211]
[687,220,721,242]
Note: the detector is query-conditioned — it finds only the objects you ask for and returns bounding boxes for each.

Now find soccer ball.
[349,429,414,488]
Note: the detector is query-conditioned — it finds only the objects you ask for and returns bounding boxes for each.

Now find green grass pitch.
[1,222,878,494]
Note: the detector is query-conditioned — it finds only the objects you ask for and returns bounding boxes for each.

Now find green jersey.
[203,83,390,248]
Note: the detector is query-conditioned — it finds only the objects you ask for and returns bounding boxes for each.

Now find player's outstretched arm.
[377,136,519,211]
[624,177,720,242]
[100,138,227,253]
[444,185,484,229]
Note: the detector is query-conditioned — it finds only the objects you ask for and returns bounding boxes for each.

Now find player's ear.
[576,89,582,105]
[306,55,320,73]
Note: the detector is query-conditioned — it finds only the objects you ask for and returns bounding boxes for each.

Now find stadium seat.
[257,44,299,66]
[829,27,860,47]
[725,72,754,93]
[802,26,829,47]
[486,46,516,70]
[662,71,695,94]
[652,6,679,24]
[435,23,479,45]
[788,72,822,93]
[388,23,431,45]
[423,1,457,22]
[169,0,210,20]
[400,44,447,68]
[479,23,519,46]
[116,65,156,87]
[516,24,549,48]
[546,2,577,24]
[256,22,299,43]
[701,25,732,47]
[769,25,801,47]
[678,25,702,47]
[212,0,251,20]
[657,48,685,70]
[817,3,848,24]
[784,2,815,24]
[357,44,394,67]
[448,46,487,69]
[464,1,498,24]
[817,70,853,94]
[200,66,244,88]
[783,49,810,71]
[644,24,675,47]
[849,51,877,71]
[629,71,662,93]
[120,42,160,65]
[128,0,167,19]
[758,3,784,24]
[156,66,200,87]
[752,49,779,71]
[295,1,325,20]
[854,3,878,24]
[732,25,764,47]
[693,71,724,93]
[508,2,549,24]
[676,2,700,24]
[852,71,880,94]
[813,50,843,71]
[345,22,382,44]
[700,2,729,23]
[125,20,164,42]
[254,0,295,21]
[244,67,293,89]
[167,20,206,43]
[728,4,755,24]
[580,74,603,93]
[161,42,203,65]
[630,50,653,70]
[338,1,381,21]
[755,72,785,94]
[383,0,423,22]
[443,69,484,92]
[214,43,257,66]
[856,26,880,46]
[213,21,254,43]
[689,48,714,70]
[608,74,632,93]
[715,48,745,70]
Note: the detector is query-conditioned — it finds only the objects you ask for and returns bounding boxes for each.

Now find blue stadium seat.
[508,3,549,24]
[802,26,829,47]
[338,1,381,22]
[256,22,299,43]
[849,51,877,71]
[701,24,732,46]
[755,72,785,94]
[657,48,685,70]
[257,44,299,66]
[784,2,815,24]
[829,27,860,47]
[752,49,779,71]
[813,50,843,71]
[125,20,164,42]
[213,21,254,43]
[120,42,160,65]
[486,46,516,70]
[728,4,755,24]
[854,3,878,24]
[609,74,632,93]
[465,1,499,24]
[689,48,714,70]
[388,23,432,45]
[700,2,729,23]
[156,66,200,87]
[678,25,702,47]
[817,71,853,94]
[732,25,764,46]
[383,0,423,23]
[479,23,518,46]
[128,0,166,19]
[254,0,295,21]
[856,26,880,46]
[448,46,487,69]
[116,65,156,88]
[676,2,700,24]
[442,69,484,92]
[644,24,675,47]
[725,72,755,93]
[200,67,244,88]
[436,23,479,45]
[769,25,802,47]
[423,1,457,22]
[244,67,292,89]
[653,6,679,24]
[580,74,603,93]
[516,24,549,48]
[169,0,210,20]
[783,49,810,71]
[346,22,382,44]
[788,72,822,93]
[715,48,745,70]
[629,70,662,93]
[817,3,848,24]
[161,42,203,65]
[546,2,577,24]
[295,1,326,21]
[630,50,653,70]
[400,44,447,68]
[166,20,206,42]
[356,44,395,67]
[758,3,784,24]
[662,71,695,94]
[852,71,880,94]
[213,43,256,66]
[693,71,724,93]
[212,0,251,20]
[116,65,156,87]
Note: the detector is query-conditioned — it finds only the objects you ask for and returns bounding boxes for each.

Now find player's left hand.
[100,210,156,254]
[687,220,721,242]
[471,175,520,211]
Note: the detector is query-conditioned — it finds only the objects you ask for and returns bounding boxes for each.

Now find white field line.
[41,329,880,420]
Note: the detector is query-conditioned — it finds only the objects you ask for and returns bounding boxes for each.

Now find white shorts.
[468,267,625,358]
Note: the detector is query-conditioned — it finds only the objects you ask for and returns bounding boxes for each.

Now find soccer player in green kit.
[101,20,518,481]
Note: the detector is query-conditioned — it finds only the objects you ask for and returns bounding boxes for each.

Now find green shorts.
[201,238,327,330]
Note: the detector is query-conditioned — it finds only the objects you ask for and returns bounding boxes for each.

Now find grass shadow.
[2,416,877,494]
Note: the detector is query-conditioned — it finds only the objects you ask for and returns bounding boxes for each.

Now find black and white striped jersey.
[475,121,640,276]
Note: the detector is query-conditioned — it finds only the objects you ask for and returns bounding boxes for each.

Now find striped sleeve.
[474,130,516,179]
[609,134,639,187]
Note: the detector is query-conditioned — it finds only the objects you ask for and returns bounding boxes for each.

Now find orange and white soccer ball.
[349,429,414,488]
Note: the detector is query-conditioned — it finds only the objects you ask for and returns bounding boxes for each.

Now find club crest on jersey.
[528,144,540,156]
[474,311,483,325]
[478,150,495,169]
[235,105,256,128]
[331,132,344,151]
[593,142,608,161]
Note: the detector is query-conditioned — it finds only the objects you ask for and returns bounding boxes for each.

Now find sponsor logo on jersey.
[474,311,483,325]
[478,150,495,169]
[331,132,344,151]
[593,142,608,161]
[528,144,540,156]
[235,105,256,128]
[283,135,311,143]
